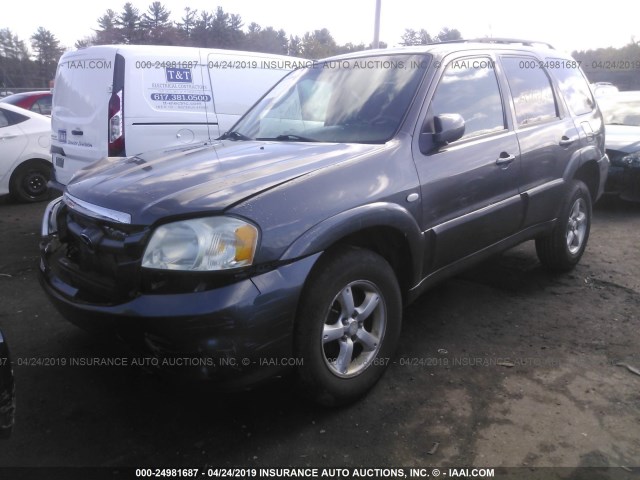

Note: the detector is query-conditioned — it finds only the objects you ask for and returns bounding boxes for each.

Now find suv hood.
[66,140,385,225]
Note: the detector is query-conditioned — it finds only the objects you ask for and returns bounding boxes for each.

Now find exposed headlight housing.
[141,217,259,271]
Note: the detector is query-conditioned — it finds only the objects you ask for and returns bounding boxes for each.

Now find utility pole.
[373,0,381,48]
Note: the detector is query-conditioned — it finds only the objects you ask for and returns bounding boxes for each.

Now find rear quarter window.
[546,58,595,116]
[0,108,28,127]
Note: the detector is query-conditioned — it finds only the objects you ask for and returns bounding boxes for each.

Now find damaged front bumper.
[605,150,640,202]
[39,232,321,388]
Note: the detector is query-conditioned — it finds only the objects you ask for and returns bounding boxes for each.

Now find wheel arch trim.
[280,202,425,285]
[563,145,607,201]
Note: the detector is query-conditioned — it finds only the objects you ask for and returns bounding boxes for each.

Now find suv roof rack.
[437,38,555,50]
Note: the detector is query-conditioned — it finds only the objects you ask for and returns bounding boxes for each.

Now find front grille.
[48,205,150,304]
[44,204,253,304]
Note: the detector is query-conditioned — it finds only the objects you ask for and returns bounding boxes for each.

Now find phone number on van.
[150,93,212,102]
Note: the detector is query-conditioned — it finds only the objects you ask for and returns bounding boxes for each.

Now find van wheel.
[536,180,592,272]
[9,160,51,203]
[294,247,402,406]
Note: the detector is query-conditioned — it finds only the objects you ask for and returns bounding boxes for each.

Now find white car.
[591,82,619,98]
[0,103,52,202]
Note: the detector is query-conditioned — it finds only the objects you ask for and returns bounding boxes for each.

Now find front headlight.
[141,217,259,271]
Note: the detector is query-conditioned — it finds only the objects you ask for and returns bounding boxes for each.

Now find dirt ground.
[0,193,638,478]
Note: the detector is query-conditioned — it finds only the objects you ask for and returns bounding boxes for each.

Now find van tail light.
[108,90,125,156]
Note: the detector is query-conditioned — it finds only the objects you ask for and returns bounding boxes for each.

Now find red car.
[0,91,52,116]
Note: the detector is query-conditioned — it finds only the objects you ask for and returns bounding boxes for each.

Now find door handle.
[71,129,83,136]
[495,153,516,166]
[559,136,577,146]
[0,135,17,140]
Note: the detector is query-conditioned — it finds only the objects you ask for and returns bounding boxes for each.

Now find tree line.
[3,1,638,91]
[0,27,65,90]
[572,41,640,90]
[82,2,464,55]
[0,2,467,89]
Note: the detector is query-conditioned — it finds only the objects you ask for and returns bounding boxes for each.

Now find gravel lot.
[0,194,638,478]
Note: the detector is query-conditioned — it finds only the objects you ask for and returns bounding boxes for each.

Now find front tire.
[294,247,402,406]
[536,180,592,272]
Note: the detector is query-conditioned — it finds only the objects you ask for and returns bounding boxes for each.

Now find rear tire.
[536,180,592,272]
[9,160,51,203]
[294,246,402,407]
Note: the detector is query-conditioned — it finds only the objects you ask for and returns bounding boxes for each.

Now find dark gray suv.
[40,39,608,405]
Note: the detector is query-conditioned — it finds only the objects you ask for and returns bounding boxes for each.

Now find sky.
[2,0,639,54]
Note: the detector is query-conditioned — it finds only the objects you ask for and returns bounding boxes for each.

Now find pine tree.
[116,3,142,44]
[30,27,64,86]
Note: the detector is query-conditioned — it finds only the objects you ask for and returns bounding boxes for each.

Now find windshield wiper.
[256,134,318,142]
[219,131,252,141]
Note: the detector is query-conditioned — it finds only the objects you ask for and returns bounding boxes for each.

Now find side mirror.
[419,113,465,154]
[434,113,465,145]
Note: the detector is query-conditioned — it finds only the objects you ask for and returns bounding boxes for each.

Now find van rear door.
[51,47,116,186]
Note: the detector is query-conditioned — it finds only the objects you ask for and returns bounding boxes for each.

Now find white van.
[51,45,305,187]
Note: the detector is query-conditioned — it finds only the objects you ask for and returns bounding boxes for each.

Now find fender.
[563,145,600,179]
[561,147,588,182]
[563,145,608,201]
[281,202,426,286]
